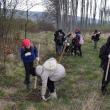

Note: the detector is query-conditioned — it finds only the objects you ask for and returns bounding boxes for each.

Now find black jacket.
[99,44,110,71]
[54,31,65,45]
[92,32,101,41]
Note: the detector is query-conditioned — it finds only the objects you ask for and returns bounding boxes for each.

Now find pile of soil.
[25,89,41,102]
[25,88,50,102]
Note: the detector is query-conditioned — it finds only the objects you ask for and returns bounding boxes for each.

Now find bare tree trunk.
[103,0,107,23]
[80,0,85,27]
[75,0,78,27]
[25,9,28,38]
[85,0,89,28]
[93,0,97,26]
[89,0,93,26]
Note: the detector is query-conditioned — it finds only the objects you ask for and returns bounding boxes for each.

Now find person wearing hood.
[36,58,66,101]
[72,28,83,56]
[20,38,39,89]
[91,30,101,49]
[54,29,65,55]
[99,36,110,95]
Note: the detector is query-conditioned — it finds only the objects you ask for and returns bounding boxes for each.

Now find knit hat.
[22,39,31,47]
[75,28,80,33]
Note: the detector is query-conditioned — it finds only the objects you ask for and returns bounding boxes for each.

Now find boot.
[50,92,57,99]
[26,83,31,90]
[101,85,107,95]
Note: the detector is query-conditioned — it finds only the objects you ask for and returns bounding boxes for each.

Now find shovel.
[58,44,67,63]
[34,43,40,89]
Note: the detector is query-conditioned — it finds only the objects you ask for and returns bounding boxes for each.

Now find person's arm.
[20,48,24,60]
[62,33,66,42]
[34,46,38,58]
[54,31,58,42]
[93,32,96,36]
[98,32,101,34]
[62,32,65,36]
[41,71,48,100]
[54,36,57,42]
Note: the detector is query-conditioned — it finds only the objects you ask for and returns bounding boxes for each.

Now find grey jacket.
[36,64,66,96]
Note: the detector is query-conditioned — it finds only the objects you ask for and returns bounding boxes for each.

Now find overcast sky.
[16,0,110,12]
[16,0,46,12]
[15,0,110,19]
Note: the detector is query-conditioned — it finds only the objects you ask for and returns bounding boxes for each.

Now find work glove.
[67,43,70,46]
[65,40,67,43]
[108,54,110,59]
[41,96,47,101]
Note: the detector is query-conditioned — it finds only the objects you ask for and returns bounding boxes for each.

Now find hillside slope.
[0,32,110,110]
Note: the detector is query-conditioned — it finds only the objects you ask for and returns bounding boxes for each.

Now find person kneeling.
[36,58,66,101]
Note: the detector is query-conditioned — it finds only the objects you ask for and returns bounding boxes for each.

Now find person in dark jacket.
[99,36,110,95]
[54,29,65,55]
[91,30,101,49]
[71,28,82,56]
[20,39,39,89]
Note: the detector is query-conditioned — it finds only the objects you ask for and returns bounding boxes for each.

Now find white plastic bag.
[79,35,84,45]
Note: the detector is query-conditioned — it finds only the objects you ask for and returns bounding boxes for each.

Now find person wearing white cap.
[36,58,66,101]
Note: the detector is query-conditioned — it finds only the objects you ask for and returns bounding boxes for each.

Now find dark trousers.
[101,71,110,92]
[65,46,71,53]
[56,44,63,55]
[24,62,35,85]
[94,41,98,49]
[47,78,55,93]
[65,46,69,53]
[74,45,82,56]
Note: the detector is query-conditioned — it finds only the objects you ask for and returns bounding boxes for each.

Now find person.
[99,36,110,95]
[54,29,65,55]
[20,38,39,89]
[91,30,101,49]
[71,28,83,56]
[64,32,73,54]
[36,58,66,101]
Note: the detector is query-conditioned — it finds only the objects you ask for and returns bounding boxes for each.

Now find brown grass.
[82,92,102,110]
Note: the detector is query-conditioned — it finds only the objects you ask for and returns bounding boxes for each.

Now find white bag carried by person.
[79,35,84,45]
